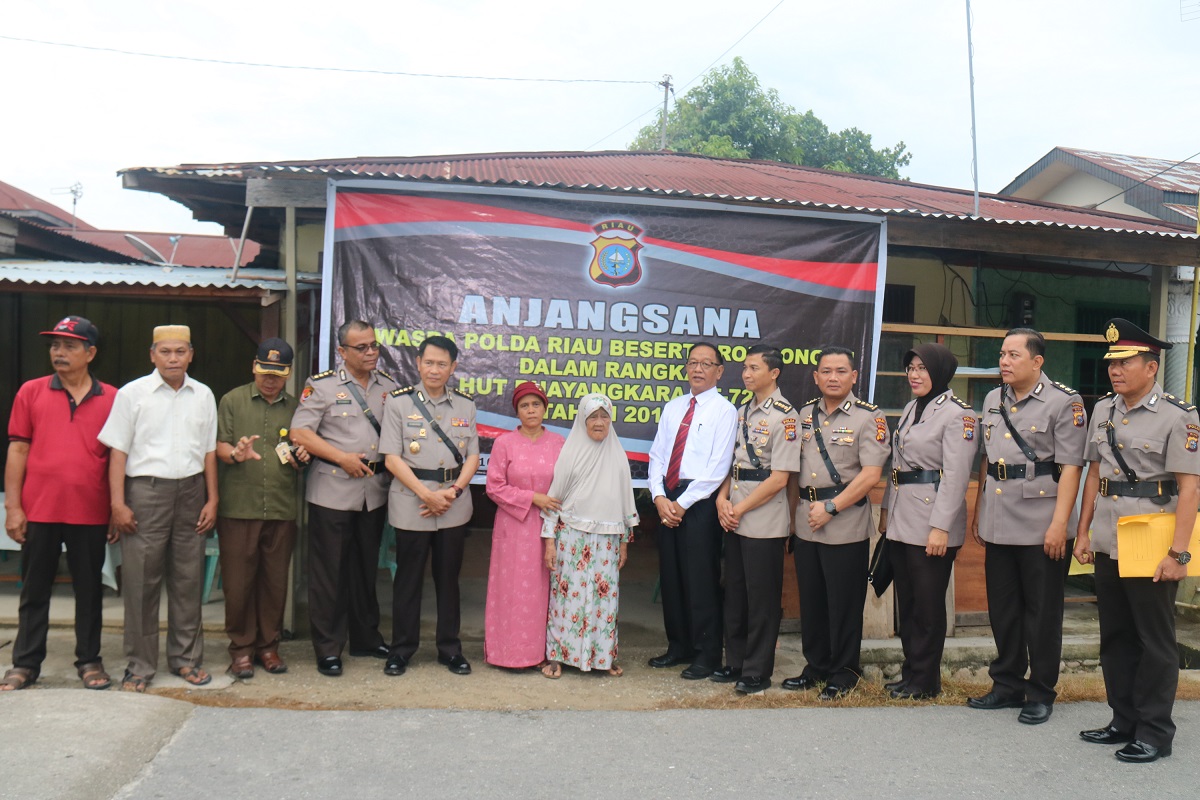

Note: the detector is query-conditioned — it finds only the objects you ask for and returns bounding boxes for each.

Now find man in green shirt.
[216,338,309,678]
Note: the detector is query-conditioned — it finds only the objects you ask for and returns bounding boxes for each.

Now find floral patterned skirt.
[546,524,620,671]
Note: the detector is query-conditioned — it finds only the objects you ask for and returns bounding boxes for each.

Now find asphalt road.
[3,692,1195,800]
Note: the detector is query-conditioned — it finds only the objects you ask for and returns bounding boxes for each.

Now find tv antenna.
[49,182,83,234]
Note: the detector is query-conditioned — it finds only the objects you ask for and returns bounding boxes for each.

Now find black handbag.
[867,534,893,597]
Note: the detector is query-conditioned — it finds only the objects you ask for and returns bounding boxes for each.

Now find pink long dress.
[484,427,565,667]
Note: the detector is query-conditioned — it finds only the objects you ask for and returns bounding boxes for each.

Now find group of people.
[2,314,1193,764]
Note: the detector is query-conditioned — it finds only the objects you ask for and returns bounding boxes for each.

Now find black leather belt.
[1099,478,1177,499]
[986,460,1060,481]
[892,468,941,487]
[318,457,383,474]
[731,465,772,482]
[797,483,869,507]
[412,466,462,483]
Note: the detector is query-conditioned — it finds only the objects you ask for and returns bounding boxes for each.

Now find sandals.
[78,662,112,691]
[0,667,38,691]
[172,666,212,686]
[607,664,624,677]
[121,672,148,693]
[541,661,563,679]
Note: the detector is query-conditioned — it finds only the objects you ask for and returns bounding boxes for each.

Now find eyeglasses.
[343,341,381,353]
[686,360,720,370]
[904,364,928,375]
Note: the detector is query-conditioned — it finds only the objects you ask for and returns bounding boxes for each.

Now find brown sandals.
[78,662,112,690]
[0,667,38,691]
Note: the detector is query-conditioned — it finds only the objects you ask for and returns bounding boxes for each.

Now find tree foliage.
[629,58,911,179]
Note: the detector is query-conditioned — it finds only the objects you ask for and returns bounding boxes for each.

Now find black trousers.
[795,537,870,689]
[657,488,723,668]
[1094,553,1179,747]
[306,503,386,659]
[890,540,959,694]
[12,522,107,671]
[723,532,785,679]
[390,526,467,661]
[984,541,1071,704]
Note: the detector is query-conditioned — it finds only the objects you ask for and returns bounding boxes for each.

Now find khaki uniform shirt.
[729,388,800,539]
[795,393,891,545]
[1084,383,1200,558]
[885,390,978,548]
[217,382,301,521]
[290,367,397,512]
[378,382,479,532]
[978,374,1087,546]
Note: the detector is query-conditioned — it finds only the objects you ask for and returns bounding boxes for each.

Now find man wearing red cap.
[2,316,116,691]
[1075,317,1200,763]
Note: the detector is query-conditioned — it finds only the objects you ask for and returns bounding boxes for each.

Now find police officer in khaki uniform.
[783,345,889,700]
[967,328,1086,725]
[1074,318,1200,763]
[379,335,479,677]
[713,345,799,695]
[290,320,397,677]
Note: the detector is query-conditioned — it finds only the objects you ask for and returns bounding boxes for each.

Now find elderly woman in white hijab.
[540,393,639,679]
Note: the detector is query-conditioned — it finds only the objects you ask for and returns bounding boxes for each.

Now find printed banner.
[321,181,886,482]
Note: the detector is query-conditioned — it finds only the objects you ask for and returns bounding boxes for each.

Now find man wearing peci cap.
[2,317,116,691]
[1074,318,1200,763]
[215,338,310,679]
[99,325,219,692]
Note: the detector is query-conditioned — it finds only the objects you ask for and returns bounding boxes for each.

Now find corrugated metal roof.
[1163,203,1199,222]
[67,230,261,269]
[0,259,310,290]
[0,179,96,231]
[1062,148,1200,194]
[120,151,1197,238]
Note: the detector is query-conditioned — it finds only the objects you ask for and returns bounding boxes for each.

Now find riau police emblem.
[588,220,643,288]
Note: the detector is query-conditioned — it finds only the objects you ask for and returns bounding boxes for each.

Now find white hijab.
[542,393,639,535]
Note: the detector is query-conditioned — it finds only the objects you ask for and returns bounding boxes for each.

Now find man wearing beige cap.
[99,325,218,692]
[216,338,309,679]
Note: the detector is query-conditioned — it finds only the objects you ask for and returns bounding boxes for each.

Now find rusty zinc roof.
[1061,148,1200,195]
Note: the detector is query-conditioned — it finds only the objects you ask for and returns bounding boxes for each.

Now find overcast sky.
[4,0,1198,235]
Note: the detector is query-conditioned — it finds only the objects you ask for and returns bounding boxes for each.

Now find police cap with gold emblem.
[1102,318,1171,361]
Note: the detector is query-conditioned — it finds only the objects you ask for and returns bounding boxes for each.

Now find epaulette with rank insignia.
[1163,393,1197,413]
[452,388,474,400]
[389,386,415,397]
[800,398,819,408]
[950,395,972,410]
[311,369,335,381]
[1048,380,1080,396]
[771,398,794,413]
[376,369,394,382]
[854,399,880,412]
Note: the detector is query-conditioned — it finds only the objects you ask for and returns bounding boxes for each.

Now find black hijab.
[904,342,958,423]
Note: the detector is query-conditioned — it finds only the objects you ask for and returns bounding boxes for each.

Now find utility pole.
[965,0,980,217]
[658,74,673,150]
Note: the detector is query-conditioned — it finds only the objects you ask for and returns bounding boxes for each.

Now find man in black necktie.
[646,342,738,679]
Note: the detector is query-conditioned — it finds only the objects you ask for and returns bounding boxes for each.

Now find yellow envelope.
[1115,513,1200,578]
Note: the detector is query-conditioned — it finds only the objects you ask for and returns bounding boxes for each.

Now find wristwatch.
[1168,548,1192,565]
[824,500,839,517]
[452,486,464,499]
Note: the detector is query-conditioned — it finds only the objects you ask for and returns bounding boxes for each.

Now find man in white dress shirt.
[647,342,738,679]
[99,325,218,691]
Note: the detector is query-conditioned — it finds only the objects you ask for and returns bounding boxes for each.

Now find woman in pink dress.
[484,382,565,668]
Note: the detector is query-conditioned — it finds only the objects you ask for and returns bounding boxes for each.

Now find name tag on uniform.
[335,399,352,404]
[451,418,470,427]
[406,421,421,427]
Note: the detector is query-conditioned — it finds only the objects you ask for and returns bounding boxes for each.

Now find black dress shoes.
[735,676,770,695]
[349,645,390,659]
[316,656,343,677]
[384,654,407,677]
[648,653,688,668]
[680,664,713,680]
[1079,725,1134,745]
[818,685,851,701]
[709,666,742,684]
[1115,741,1171,763]
[883,679,906,691]
[966,691,1025,710]
[438,654,472,675]
[1018,702,1052,725]
[889,686,939,701]
[781,674,818,691]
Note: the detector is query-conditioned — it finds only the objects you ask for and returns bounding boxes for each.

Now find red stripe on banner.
[643,236,878,292]
[336,193,589,233]
[477,423,509,440]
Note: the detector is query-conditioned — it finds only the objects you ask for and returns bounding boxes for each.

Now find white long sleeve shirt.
[648,386,737,509]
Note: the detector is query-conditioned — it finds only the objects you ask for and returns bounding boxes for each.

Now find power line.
[0,34,657,85]
[584,0,787,150]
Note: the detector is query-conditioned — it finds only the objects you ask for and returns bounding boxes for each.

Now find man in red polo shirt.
[2,316,117,691]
